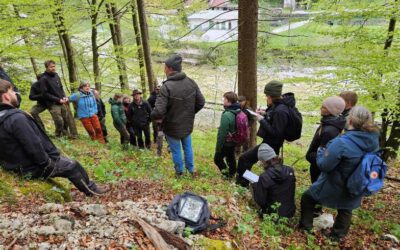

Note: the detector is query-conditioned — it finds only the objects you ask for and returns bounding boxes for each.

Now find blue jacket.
[69,91,98,119]
[309,130,379,210]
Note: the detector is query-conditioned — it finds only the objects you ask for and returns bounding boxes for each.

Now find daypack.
[343,135,388,197]
[282,92,302,142]
[166,192,225,234]
[226,110,249,145]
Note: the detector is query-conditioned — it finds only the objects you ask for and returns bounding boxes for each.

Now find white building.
[186,10,238,42]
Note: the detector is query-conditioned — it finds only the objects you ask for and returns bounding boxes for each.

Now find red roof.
[209,0,230,8]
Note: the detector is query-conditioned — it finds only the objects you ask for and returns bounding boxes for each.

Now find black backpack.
[282,92,302,142]
[166,192,225,234]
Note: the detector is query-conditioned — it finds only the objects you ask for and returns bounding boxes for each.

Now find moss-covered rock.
[197,238,233,250]
[19,178,72,203]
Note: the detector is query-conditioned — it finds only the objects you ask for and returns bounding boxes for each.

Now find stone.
[38,203,63,214]
[54,219,73,233]
[81,204,107,216]
[33,226,57,236]
[382,234,399,244]
[313,213,334,231]
[155,220,186,235]
[38,242,51,250]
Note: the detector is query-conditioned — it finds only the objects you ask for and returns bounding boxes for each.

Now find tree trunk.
[53,0,78,90]
[13,5,39,77]
[89,0,104,91]
[238,0,258,147]
[106,3,128,90]
[136,0,156,93]
[382,8,397,160]
[52,0,78,137]
[131,0,147,96]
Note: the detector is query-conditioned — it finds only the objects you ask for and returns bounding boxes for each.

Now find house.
[186,10,238,42]
[208,0,237,10]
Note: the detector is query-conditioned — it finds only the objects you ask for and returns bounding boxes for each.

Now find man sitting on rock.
[0,79,108,196]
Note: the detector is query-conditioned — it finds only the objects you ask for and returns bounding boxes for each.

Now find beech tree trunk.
[52,0,78,137]
[88,0,105,91]
[106,3,128,90]
[131,0,147,96]
[53,0,78,90]
[13,5,39,77]
[136,0,156,93]
[238,0,258,147]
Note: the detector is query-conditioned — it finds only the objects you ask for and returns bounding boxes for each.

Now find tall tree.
[12,5,40,77]
[131,0,147,96]
[87,0,105,91]
[52,0,79,90]
[106,2,128,90]
[136,0,156,93]
[238,0,258,147]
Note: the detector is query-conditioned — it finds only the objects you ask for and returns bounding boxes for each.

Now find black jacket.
[147,91,157,109]
[151,72,205,139]
[29,80,47,107]
[39,71,66,106]
[96,98,106,120]
[0,104,60,177]
[127,99,152,129]
[252,164,296,218]
[306,115,346,170]
[257,99,290,154]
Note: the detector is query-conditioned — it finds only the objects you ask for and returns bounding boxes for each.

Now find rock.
[313,213,334,231]
[38,203,63,214]
[382,234,399,244]
[33,226,57,236]
[81,204,107,216]
[155,220,186,235]
[54,219,73,233]
[199,238,232,249]
[38,242,51,250]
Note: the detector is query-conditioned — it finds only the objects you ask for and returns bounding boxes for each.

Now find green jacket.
[109,98,126,126]
[216,104,241,152]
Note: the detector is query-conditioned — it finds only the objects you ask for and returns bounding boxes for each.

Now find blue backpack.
[343,135,388,197]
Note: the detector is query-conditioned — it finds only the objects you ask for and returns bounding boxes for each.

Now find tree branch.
[97,37,113,49]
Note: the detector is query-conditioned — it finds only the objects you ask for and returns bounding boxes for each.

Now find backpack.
[343,135,388,197]
[166,192,225,234]
[226,110,249,145]
[282,93,302,142]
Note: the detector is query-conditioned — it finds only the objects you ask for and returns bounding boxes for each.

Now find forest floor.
[1,64,400,249]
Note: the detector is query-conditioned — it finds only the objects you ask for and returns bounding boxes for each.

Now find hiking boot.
[176,172,184,178]
[90,184,110,196]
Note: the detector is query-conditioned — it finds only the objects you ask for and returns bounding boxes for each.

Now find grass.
[0,95,399,248]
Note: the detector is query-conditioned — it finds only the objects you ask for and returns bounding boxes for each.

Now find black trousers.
[126,125,136,146]
[236,144,261,186]
[310,164,321,184]
[28,156,97,196]
[299,191,353,238]
[214,145,236,178]
[133,125,151,149]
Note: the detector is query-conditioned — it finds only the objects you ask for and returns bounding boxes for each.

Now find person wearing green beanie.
[237,80,291,187]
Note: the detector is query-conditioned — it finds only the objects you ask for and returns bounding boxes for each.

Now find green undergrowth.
[0,97,399,248]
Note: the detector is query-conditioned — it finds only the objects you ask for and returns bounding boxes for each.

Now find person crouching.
[251,143,296,218]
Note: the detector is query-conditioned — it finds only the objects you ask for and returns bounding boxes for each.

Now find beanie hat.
[258,143,277,162]
[165,54,183,72]
[264,80,283,97]
[322,96,346,116]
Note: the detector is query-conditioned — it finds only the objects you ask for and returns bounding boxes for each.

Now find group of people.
[0,54,381,241]
[214,79,378,240]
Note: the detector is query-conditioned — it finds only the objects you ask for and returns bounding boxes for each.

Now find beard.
[11,96,19,108]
